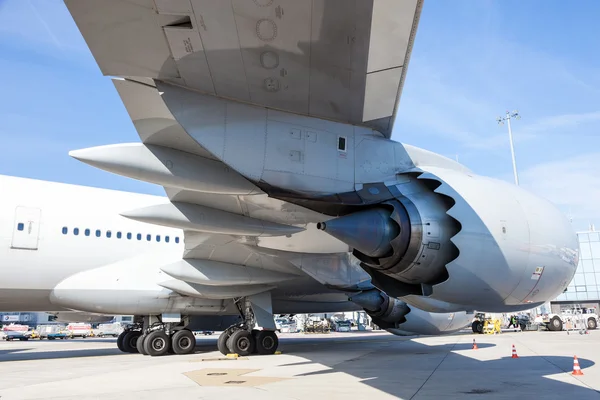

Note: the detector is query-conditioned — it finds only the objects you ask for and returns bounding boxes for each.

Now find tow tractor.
[471,313,502,334]
[540,305,598,331]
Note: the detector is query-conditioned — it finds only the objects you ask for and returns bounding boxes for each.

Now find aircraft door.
[11,206,42,250]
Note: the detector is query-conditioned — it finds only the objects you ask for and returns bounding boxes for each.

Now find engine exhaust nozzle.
[317,208,398,258]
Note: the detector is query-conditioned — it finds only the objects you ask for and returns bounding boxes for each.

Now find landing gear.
[227,330,255,356]
[217,330,231,355]
[136,334,148,355]
[120,330,141,353]
[115,316,197,357]
[217,328,278,356]
[171,330,196,355]
[144,330,171,357]
[254,330,278,355]
[216,293,280,356]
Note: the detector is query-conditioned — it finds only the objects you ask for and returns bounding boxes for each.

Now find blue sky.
[1,0,599,231]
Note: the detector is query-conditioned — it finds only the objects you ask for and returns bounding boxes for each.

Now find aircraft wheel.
[121,331,141,353]
[217,331,231,355]
[172,330,196,355]
[254,330,278,355]
[227,330,255,357]
[144,330,170,357]
[136,334,148,355]
[117,331,127,352]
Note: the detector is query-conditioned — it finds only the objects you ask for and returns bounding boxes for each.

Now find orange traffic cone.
[472,339,478,350]
[572,356,584,375]
[511,344,519,358]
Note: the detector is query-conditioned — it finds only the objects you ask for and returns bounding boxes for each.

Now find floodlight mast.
[497,110,521,186]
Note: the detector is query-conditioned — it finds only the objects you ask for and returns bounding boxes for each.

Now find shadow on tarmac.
[279,335,599,399]
[0,333,598,398]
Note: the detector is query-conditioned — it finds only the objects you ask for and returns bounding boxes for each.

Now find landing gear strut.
[116,315,197,357]
[216,294,279,356]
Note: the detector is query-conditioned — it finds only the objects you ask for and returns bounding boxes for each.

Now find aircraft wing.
[64,0,423,138]
[71,76,372,297]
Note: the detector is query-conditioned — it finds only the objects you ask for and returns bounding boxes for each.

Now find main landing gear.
[116,316,197,357]
[217,293,280,356]
[217,324,279,356]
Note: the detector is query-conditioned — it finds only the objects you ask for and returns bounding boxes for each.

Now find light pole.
[497,110,521,186]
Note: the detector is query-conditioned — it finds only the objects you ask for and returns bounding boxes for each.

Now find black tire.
[588,318,597,330]
[227,330,255,356]
[121,331,141,353]
[471,321,483,334]
[136,334,148,355]
[144,330,170,357]
[117,331,127,353]
[217,331,231,355]
[172,330,196,355]
[549,316,563,331]
[254,330,278,355]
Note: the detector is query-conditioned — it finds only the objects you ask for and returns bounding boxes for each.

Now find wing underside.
[70,76,372,300]
[65,0,423,138]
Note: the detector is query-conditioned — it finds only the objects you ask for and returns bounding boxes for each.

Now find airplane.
[2,0,578,358]
[1,173,474,354]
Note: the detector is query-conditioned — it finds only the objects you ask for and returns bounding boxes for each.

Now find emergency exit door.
[11,207,42,250]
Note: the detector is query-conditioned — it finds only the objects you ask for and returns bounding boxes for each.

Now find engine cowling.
[349,289,471,336]
[321,170,579,313]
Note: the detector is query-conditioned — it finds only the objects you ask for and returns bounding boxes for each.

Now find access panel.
[11,206,42,250]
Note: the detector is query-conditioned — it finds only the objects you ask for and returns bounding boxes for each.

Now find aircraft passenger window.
[156,235,161,242]
[74,228,79,235]
[95,230,101,237]
[85,229,90,236]
[62,227,68,235]
[137,233,141,240]
[17,223,24,231]
[117,232,122,239]
[175,237,180,243]
[106,230,112,238]
[165,236,170,243]
[127,233,132,240]
[146,234,151,241]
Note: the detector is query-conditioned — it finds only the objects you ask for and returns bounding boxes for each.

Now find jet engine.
[349,289,471,336]
[320,169,578,313]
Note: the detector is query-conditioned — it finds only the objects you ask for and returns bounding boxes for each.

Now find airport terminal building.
[550,230,600,313]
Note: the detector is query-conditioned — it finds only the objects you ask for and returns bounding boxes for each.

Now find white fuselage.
[0,174,185,311]
[0,174,362,316]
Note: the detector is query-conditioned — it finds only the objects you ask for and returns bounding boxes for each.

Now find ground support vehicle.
[540,307,598,332]
[37,324,69,340]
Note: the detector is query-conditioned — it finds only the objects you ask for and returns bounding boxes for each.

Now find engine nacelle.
[323,169,579,313]
[349,289,471,336]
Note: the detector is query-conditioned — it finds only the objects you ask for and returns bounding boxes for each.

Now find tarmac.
[1,330,599,400]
